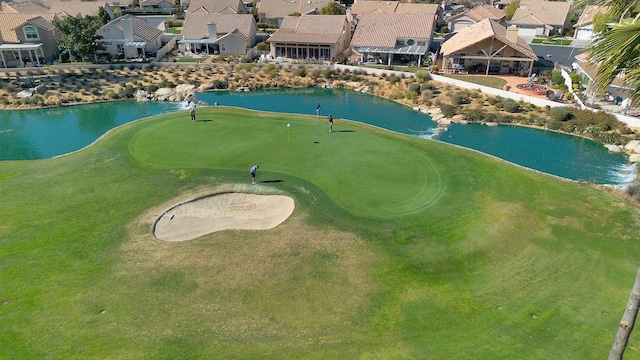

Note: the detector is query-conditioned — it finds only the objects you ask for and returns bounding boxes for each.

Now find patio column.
[387,53,392,66]
[17,51,24,67]
[0,51,6,68]
[486,57,490,76]
[527,60,533,77]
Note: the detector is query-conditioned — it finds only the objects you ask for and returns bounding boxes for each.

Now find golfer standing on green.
[250,165,259,184]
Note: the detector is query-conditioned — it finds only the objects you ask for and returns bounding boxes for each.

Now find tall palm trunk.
[609,267,640,360]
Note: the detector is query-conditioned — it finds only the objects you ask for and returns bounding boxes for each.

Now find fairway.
[1,106,640,359]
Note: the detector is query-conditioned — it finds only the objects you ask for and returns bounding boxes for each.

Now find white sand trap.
[154,193,295,241]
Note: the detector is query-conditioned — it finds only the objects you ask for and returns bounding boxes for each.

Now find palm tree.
[578,0,640,105]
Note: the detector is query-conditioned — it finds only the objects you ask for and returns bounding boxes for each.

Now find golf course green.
[1,106,640,359]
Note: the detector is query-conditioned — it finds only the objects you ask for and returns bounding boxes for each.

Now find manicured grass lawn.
[176,57,201,63]
[443,74,508,89]
[531,38,573,46]
[1,106,640,358]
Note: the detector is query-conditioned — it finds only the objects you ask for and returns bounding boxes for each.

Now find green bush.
[415,70,430,82]
[551,70,564,86]
[451,93,464,105]
[409,83,421,94]
[550,107,572,122]
[388,76,401,85]
[503,99,521,113]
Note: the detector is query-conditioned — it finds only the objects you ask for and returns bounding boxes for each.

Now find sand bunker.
[154,193,295,241]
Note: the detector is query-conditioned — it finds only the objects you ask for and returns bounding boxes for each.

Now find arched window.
[24,26,39,40]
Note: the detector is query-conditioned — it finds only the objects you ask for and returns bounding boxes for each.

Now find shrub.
[388,76,401,85]
[486,97,497,105]
[503,99,520,113]
[409,83,421,94]
[415,70,430,82]
[551,69,564,85]
[451,93,464,105]
[256,42,269,51]
[439,103,458,117]
[550,107,572,122]
[293,66,307,77]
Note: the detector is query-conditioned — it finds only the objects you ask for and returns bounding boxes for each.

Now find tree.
[504,0,520,20]
[97,7,110,25]
[320,2,346,15]
[580,0,640,105]
[609,267,640,360]
[53,14,105,63]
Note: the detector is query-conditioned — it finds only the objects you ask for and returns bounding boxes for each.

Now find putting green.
[129,107,447,218]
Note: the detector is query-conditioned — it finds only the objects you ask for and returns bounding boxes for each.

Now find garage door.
[575,29,592,40]
[517,27,539,37]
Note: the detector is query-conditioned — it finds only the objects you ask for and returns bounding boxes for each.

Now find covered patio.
[354,44,430,67]
[0,43,45,68]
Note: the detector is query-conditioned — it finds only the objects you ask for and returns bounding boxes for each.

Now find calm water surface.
[0,102,182,160]
[0,88,632,185]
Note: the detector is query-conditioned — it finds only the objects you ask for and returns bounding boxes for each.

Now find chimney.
[506,25,519,44]
[122,17,134,42]
[207,22,217,39]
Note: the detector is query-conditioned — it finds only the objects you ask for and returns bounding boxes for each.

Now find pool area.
[0,88,634,186]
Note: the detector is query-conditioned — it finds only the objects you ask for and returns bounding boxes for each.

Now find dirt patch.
[154,192,295,241]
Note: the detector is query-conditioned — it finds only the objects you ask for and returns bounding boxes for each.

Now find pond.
[0,88,633,186]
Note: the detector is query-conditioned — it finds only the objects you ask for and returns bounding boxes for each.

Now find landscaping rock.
[605,144,623,153]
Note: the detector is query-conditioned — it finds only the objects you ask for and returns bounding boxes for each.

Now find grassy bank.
[1,106,640,358]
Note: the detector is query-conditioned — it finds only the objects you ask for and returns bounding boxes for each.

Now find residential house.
[0,12,60,67]
[256,0,331,26]
[0,0,49,13]
[440,19,537,76]
[266,14,350,61]
[96,14,163,60]
[137,0,175,13]
[574,5,609,41]
[509,1,571,37]
[187,0,246,14]
[447,4,505,33]
[48,0,110,17]
[350,12,435,67]
[573,52,632,106]
[180,12,256,55]
[348,0,442,25]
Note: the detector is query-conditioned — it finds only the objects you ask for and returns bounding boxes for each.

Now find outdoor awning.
[355,45,429,55]
[178,39,217,45]
[123,41,147,48]
[0,43,43,50]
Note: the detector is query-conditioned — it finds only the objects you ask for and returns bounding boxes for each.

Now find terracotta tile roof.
[441,18,537,60]
[0,0,49,13]
[187,0,246,14]
[350,12,434,48]
[349,0,397,16]
[99,14,163,42]
[350,0,438,18]
[267,14,346,44]
[0,12,57,42]
[257,0,331,20]
[449,4,505,22]
[575,5,609,27]
[510,1,570,27]
[48,0,108,17]
[182,12,254,40]
[395,2,439,14]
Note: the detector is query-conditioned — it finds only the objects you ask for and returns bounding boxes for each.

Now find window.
[24,26,39,40]
[395,40,404,46]
[220,43,226,52]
